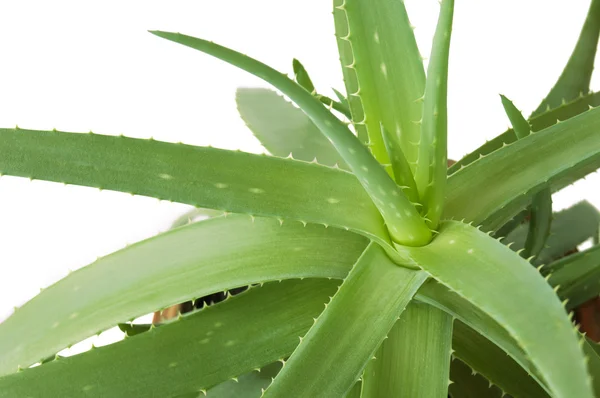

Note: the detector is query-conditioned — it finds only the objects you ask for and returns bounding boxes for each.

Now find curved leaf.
[0,215,366,375]
[0,280,337,397]
[449,359,504,398]
[361,302,453,398]
[150,30,431,246]
[236,88,348,168]
[263,243,428,397]
[445,106,600,230]
[0,127,388,244]
[402,221,593,398]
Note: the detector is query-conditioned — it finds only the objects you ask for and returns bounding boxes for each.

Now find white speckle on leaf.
[52,321,60,329]
[215,322,223,328]
[349,148,356,155]
[327,197,340,204]
[380,63,388,79]
[169,362,178,368]
[374,31,380,43]
[214,183,228,189]
[82,385,94,392]
[467,249,474,254]
[225,340,236,347]
[361,166,369,172]
[248,188,264,194]
[200,338,210,344]
[69,312,78,320]
[449,239,455,244]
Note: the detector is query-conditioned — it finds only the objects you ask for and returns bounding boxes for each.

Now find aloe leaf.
[444,105,600,230]
[415,0,454,228]
[494,208,528,239]
[263,243,428,397]
[449,359,505,398]
[333,0,368,145]
[345,382,362,398]
[361,302,453,398]
[380,124,420,204]
[292,58,351,118]
[333,0,425,172]
[292,58,316,93]
[504,201,600,265]
[332,87,349,109]
[236,88,348,169]
[532,0,600,116]
[449,91,600,174]
[0,127,388,244]
[0,215,366,375]
[150,30,431,246]
[500,95,552,259]
[0,280,337,397]
[401,221,593,398]
[452,321,548,397]
[204,362,282,398]
[547,245,600,310]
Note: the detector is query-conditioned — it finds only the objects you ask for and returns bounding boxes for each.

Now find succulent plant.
[2,0,600,397]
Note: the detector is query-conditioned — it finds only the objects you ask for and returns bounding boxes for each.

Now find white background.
[0,0,598,346]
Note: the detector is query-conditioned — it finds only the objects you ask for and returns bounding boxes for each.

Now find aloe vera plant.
[2,0,600,397]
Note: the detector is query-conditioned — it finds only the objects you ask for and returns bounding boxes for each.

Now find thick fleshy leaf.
[0,215,366,375]
[401,221,593,398]
[0,127,388,244]
[452,321,547,397]
[503,201,600,265]
[263,243,428,397]
[500,95,552,259]
[332,0,425,171]
[150,30,431,246]
[449,91,600,174]
[361,302,453,398]
[448,359,504,398]
[0,280,337,397]
[415,0,454,228]
[532,0,600,115]
[236,88,348,169]
[547,245,600,310]
[445,106,600,231]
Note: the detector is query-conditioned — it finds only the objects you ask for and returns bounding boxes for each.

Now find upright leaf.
[333,0,426,171]
[151,31,431,245]
[500,95,552,259]
[532,0,600,115]
[263,243,428,397]
[361,302,453,398]
[401,221,594,398]
[415,0,454,228]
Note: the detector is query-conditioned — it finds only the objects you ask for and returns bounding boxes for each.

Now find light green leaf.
[0,215,366,375]
[444,106,600,230]
[236,87,348,169]
[263,243,428,397]
[204,362,282,398]
[500,94,552,259]
[452,321,548,397]
[0,127,387,244]
[415,0,454,228]
[333,0,426,173]
[401,221,593,398]
[532,0,600,115]
[449,91,600,174]
[448,359,505,398]
[361,302,453,398]
[0,280,337,397]
[503,201,600,265]
[380,124,420,204]
[150,30,431,246]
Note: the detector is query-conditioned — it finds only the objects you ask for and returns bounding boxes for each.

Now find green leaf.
[500,95,552,259]
[292,58,351,118]
[444,106,600,231]
[532,0,600,116]
[236,88,348,169]
[380,124,420,205]
[0,280,338,397]
[263,243,428,397]
[401,221,593,398]
[333,0,368,145]
[332,87,349,109]
[361,302,453,398]
[505,201,600,265]
[449,91,600,174]
[452,321,548,397]
[448,359,504,398]
[415,0,454,228]
[150,30,431,246]
[333,0,425,172]
[292,58,315,93]
[0,127,388,244]
[547,244,600,310]
[204,362,282,398]
[0,215,366,375]
[345,382,362,398]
